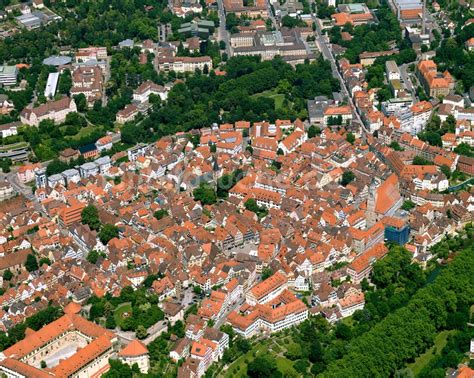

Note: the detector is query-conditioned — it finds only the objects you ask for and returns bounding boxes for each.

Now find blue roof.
[78,143,97,154]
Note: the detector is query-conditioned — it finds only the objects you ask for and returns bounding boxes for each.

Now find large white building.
[156,56,213,73]
[133,80,169,103]
[0,303,117,378]
[228,290,308,338]
[246,272,288,305]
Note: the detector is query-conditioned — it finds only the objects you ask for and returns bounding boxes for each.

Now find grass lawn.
[252,89,286,111]
[407,330,454,376]
[114,302,132,327]
[222,343,269,378]
[220,339,298,378]
[271,343,282,354]
[67,125,100,141]
[275,357,298,376]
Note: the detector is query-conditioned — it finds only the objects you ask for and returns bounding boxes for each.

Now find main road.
[216,0,231,57]
[308,0,368,135]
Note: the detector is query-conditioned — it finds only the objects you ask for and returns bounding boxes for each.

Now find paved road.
[143,320,168,345]
[308,1,367,135]
[216,0,231,57]
[115,320,168,345]
[266,1,279,31]
[1,171,34,201]
[399,63,417,100]
[215,297,245,329]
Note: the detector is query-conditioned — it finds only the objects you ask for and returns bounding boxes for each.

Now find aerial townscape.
[0,0,472,377]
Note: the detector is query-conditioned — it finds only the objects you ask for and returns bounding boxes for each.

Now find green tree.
[38,257,51,266]
[105,314,116,329]
[440,164,451,179]
[308,125,321,138]
[413,156,432,165]
[341,170,355,186]
[262,267,273,280]
[86,250,99,264]
[81,205,101,231]
[335,322,352,340]
[2,269,13,281]
[58,69,72,95]
[244,198,268,219]
[73,93,87,112]
[401,200,415,211]
[99,224,119,245]
[46,159,68,176]
[25,254,39,272]
[136,324,148,339]
[328,115,343,126]
[247,355,281,378]
[346,132,355,145]
[454,142,473,157]
[193,285,203,295]
[193,183,217,205]
[285,343,303,360]
[153,209,168,220]
[0,158,12,173]
[389,141,403,151]
[103,359,138,377]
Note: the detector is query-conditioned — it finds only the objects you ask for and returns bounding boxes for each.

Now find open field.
[252,89,286,110]
[407,330,454,376]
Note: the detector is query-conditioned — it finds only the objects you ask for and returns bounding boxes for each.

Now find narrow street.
[399,63,417,100]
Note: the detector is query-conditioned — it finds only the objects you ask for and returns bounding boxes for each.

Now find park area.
[251,89,286,111]
[113,302,132,328]
[220,334,311,377]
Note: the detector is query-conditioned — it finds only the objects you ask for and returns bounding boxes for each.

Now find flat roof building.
[44,72,60,98]
[43,55,72,66]
[0,65,18,87]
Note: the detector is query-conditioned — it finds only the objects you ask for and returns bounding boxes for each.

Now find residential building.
[385,60,400,81]
[17,163,41,184]
[0,121,19,138]
[116,104,139,124]
[347,243,389,283]
[75,47,108,62]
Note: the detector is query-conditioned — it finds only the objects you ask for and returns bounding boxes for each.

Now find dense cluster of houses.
[0,107,471,376]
